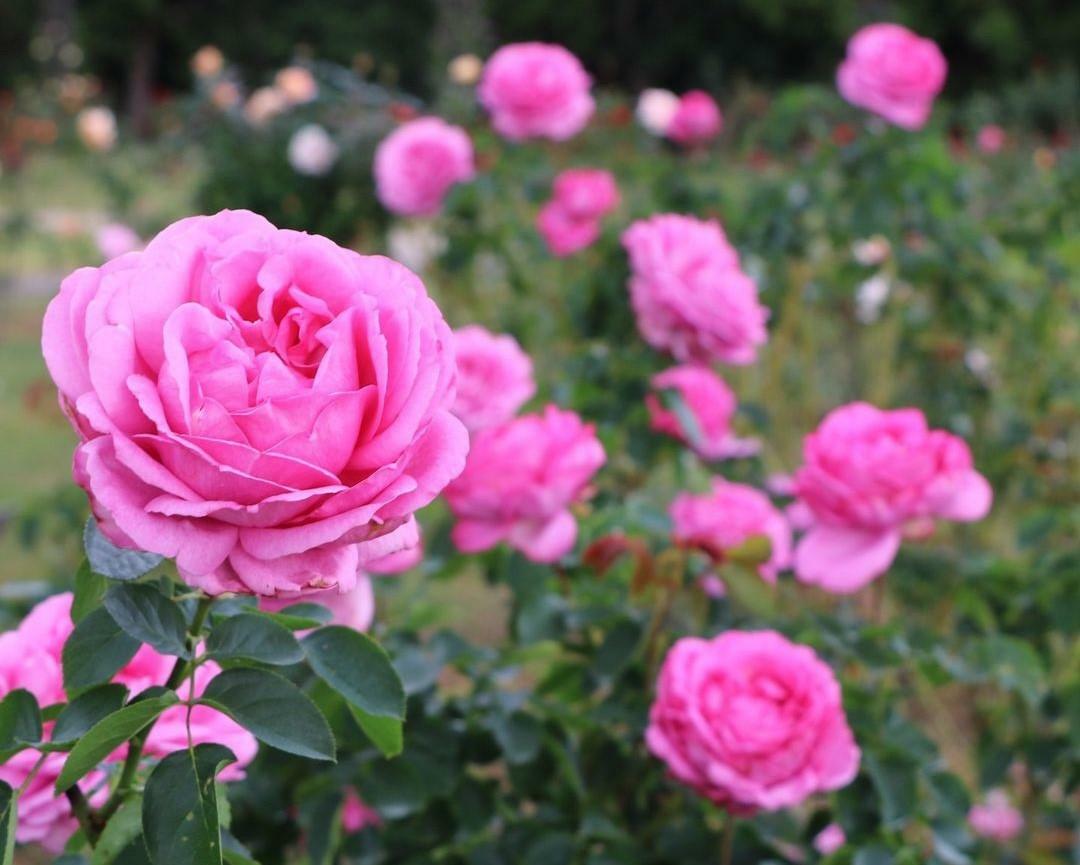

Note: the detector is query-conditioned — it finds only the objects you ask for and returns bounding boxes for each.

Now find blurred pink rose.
[793,403,992,593]
[670,478,791,582]
[647,364,759,460]
[814,823,847,855]
[0,750,106,853]
[536,168,619,257]
[646,631,860,812]
[452,325,535,432]
[976,124,1006,154]
[374,117,475,217]
[536,201,602,257]
[968,790,1024,842]
[42,209,467,596]
[95,223,141,261]
[622,214,769,365]
[550,169,620,220]
[341,788,381,833]
[446,405,605,562]
[666,91,723,145]
[837,23,946,130]
[478,43,594,141]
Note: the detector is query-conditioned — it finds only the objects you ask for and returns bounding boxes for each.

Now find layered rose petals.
[43,209,468,596]
[374,117,475,217]
[793,402,992,593]
[622,214,769,365]
[451,325,536,432]
[646,631,860,812]
[445,405,605,562]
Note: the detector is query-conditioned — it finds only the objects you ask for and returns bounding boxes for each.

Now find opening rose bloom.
[666,90,723,146]
[537,169,620,257]
[452,325,536,432]
[42,209,468,596]
[445,405,605,562]
[968,790,1024,842]
[647,364,759,460]
[670,479,791,582]
[478,42,595,141]
[374,117,475,217]
[647,631,860,812]
[0,593,257,851]
[837,23,947,131]
[622,214,769,365]
[792,403,992,593]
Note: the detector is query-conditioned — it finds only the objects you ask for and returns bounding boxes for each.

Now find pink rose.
[793,403,992,593]
[536,201,602,257]
[42,209,468,596]
[95,223,141,261]
[341,788,381,833]
[550,169,619,221]
[814,823,846,855]
[976,124,1006,154]
[374,117,475,217]
[646,631,860,812]
[452,325,535,432]
[478,43,594,141]
[837,23,947,130]
[968,790,1024,842]
[666,91,723,145]
[669,479,791,582]
[622,214,769,365]
[446,405,605,562]
[646,364,759,460]
[261,576,375,632]
[537,169,620,257]
[0,750,106,852]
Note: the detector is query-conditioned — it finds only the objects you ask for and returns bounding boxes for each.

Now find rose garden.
[0,7,1076,865]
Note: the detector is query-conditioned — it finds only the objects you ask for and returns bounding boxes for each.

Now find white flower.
[387,222,448,274]
[852,234,892,266]
[965,347,992,379]
[635,88,679,136]
[287,124,339,176]
[448,54,483,86]
[855,274,890,323]
[76,106,116,152]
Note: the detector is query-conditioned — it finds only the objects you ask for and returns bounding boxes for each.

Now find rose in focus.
[42,209,467,596]
[646,630,860,812]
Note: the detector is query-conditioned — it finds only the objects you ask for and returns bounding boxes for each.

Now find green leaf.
[727,534,773,568]
[254,603,331,631]
[297,788,342,865]
[0,780,15,865]
[103,584,189,658]
[490,711,542,765]
[718,562,774,619]
[866,753,918,829]
[63,607,141,693]
[658,388,705,452]
[84,519,163,582]
[853,845,894,865]
[303,627,405,720]
[72,561,108,624]
[348,706,403,758]
[0,689,42,750]
[55,692,179,792]
[206,614,304,666]
[200,668,335,762]
[52,684,129,745]
[142,744,236,865]
[91,796,144,865]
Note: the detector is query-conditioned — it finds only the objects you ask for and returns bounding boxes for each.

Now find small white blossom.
[287,124,339,176]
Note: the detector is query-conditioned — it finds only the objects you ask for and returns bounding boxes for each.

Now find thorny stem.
[69,594,216,844]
